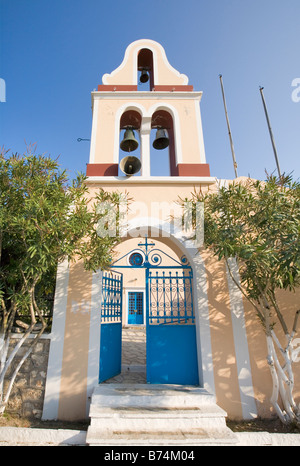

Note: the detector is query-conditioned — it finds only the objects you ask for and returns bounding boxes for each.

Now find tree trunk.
[225,259,300,425]
[0,327,45,414]
[266,332,300,425]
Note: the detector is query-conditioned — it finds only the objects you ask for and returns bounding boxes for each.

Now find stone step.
[86,384,238,446]
[89,417,227,433]
[87,428,237,446]
[90,404,227,419]
[90,384,218,410]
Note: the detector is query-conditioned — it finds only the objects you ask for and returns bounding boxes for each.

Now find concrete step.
[87,429,237,446]
[90,384,218,409]
[90,404,227,419]
[86,384,238,446]
[89,418,228,434]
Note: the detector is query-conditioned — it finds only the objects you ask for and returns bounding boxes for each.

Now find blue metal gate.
[146,266,199,385]
[99,270,123,383]
[111,236,199,386]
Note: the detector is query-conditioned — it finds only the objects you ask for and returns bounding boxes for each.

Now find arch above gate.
[116,218,215,392]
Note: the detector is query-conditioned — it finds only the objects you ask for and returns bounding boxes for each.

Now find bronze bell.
[120,128,139,152]
[153,128,169,150]
[120,156,141,176]
[140,69,149,83]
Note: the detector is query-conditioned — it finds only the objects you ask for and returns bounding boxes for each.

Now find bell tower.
[43,39,264,427]
[86,39,211,178]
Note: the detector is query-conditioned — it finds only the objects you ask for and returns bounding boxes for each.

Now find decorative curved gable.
[102,39,189,87]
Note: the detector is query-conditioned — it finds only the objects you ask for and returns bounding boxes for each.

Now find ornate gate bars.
[99,270,123,383]
[101,271,123,323]
[148,268,194,325]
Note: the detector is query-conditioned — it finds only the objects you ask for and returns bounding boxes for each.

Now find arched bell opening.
[119,110,142,176]
[150,110,176,176]
[137,48,154,91]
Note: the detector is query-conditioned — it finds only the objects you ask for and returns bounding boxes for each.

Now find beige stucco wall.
[91,96,205,166]
[57,262,93,420]
[48,153,300,423]
[53,233,300,421]
[244,288,300,418]
[201,249,243,419]
[86,179,213,224]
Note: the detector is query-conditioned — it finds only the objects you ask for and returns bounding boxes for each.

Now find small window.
[129,252,144,267]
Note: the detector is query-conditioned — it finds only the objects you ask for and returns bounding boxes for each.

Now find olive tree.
[0,149,125,414]
[182,175,300,425]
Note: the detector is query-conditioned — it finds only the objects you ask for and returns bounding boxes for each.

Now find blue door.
[128,291,144,325]
[146,267,199,385]
[108,236,199,386]
[99,271,123,383]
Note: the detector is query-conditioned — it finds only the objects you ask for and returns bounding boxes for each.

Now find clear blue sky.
[1,0,299,181]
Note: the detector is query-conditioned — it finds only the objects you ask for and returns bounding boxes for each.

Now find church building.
[41,40,299,438]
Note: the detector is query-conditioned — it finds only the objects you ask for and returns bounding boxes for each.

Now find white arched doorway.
[96,219,215,391]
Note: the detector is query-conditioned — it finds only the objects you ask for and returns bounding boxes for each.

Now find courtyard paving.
[103,326,147,384]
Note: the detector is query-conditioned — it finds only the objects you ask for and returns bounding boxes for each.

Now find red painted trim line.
[177,163,210,177]
[86,163,119,176]
[153,85,194,92]
[97,85,138,91]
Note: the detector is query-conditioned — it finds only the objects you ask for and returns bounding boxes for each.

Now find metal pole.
[219,74,238,178]
[259,86,282,179]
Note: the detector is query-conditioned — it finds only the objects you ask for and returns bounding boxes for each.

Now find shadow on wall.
[57,260,94,421]
[202,250,243,419]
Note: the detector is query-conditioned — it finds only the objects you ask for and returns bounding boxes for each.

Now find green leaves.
[0,149,125,330]
[183,175,300,324]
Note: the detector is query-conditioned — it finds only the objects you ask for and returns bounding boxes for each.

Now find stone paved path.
[122,327,146,366]
[104,327,147,384]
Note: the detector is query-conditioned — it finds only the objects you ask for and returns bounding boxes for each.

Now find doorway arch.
[98,219,215,390]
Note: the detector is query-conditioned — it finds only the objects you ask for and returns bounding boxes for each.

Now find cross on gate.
[137,235,155,260]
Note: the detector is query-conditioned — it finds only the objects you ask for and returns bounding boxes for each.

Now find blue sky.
[0,0,299,181]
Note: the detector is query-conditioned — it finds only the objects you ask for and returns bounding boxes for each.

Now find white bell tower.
[86,39,210,179]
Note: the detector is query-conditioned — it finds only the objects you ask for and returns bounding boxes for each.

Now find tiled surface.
[104,327,146,384]
[122,327,146,365]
